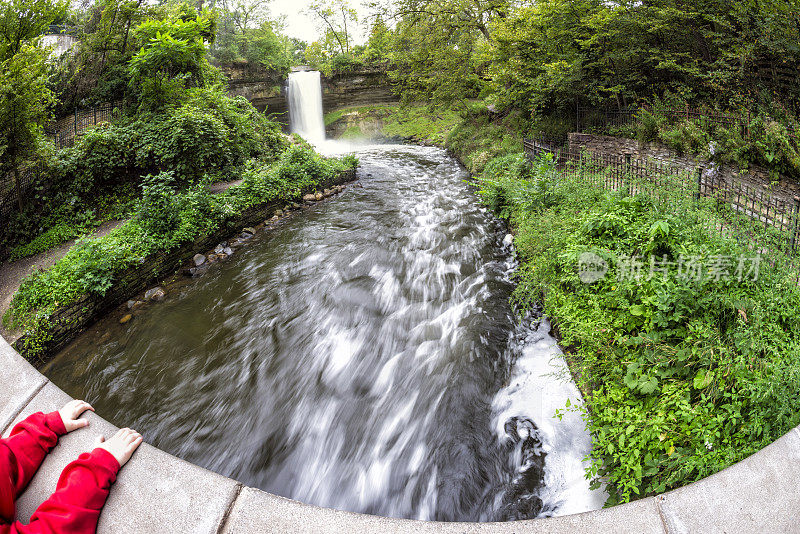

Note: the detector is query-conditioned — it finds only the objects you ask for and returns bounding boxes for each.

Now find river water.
[44,143,606,521]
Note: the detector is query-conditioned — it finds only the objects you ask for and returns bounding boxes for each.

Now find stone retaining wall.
[2,333,800,533]
[13,169,357,365]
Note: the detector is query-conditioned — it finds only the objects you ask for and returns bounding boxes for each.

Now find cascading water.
[287,70,326,144]
[44,143,606,521]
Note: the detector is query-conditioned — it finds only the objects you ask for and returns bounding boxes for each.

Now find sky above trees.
[263,0,369,44]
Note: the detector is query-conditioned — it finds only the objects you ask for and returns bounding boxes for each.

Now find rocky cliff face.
[320,70,398,111]
[217,63,398,123]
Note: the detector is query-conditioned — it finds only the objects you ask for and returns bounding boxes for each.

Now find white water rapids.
[46,78,607,521]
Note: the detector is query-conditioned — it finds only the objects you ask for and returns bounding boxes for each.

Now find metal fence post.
[791,196,800,251]
[695,167,703,202]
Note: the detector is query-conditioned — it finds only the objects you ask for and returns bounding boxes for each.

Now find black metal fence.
[0,101,125,228]
[523,140,800,282]
[46,101,124,149]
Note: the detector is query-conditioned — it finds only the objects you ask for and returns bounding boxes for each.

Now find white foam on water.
[492,317,608,516]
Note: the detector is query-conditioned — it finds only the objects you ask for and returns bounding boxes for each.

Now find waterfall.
[287,70,326,144]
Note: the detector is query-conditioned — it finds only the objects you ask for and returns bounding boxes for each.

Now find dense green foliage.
[3,82,288,259]
[382,0,800,112]
[0,0,66,209]
[6,143,357,343]
[377,0,800,174]
[478,152,800,503]
[209,0,301,71]
[631,103,800,180]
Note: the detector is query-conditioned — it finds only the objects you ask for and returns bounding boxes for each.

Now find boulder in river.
[144,287,166,301]
[302,193,316,202]
[223,247,233,256]
[193,254,206,267]
[119,314,132,324]
[314,192,323,201]
[503,234,514,247]
[243,227,256,235]
[214,244,224,254]
[126,300,143,310]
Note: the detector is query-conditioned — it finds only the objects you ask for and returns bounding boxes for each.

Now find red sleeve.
[0,412,66,501]
[7,449,120,534]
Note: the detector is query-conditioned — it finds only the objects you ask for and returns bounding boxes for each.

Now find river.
[44,142,605,521]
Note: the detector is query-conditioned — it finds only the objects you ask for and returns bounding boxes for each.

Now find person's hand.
[58,399,94,432]
[95,428,143,468]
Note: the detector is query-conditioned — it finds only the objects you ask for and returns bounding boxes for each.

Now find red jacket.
[0,411,120,534]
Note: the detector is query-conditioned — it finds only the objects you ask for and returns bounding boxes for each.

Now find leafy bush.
[137,171,180,236]
[633,102,800,180]
[128,15,215,112]
[478,152,800,505]
[6,148,358,345]
[56,123,140,194]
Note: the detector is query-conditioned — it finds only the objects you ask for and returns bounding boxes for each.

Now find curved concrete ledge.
[2,336,799,533]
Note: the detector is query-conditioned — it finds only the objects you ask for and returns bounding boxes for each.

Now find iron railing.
[523,141,800,283]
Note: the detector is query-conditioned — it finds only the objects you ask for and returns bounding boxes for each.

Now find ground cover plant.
[477,152,800,504]
[6,143,357,356]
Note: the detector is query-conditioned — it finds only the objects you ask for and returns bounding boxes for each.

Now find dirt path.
[0,220,124,343]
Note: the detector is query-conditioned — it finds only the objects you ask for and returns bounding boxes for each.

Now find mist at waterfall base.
[45,79,606,522]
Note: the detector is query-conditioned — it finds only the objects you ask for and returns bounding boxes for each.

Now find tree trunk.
[342,8,350,54]
[120,0,143,56]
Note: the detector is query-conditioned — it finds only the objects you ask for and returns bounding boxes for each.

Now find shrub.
[137,171,180,236]
[477,152,800,505]
[7,147,358,349]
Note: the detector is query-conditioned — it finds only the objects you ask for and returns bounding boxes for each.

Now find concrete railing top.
[2,335,799,533]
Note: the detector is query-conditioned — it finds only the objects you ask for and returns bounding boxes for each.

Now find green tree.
[0,0,64,210]
[0,0,67,57]
[127,13,216,111]
[306,0,357,56]
[386,0,509,105]
[363,15,391,64]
